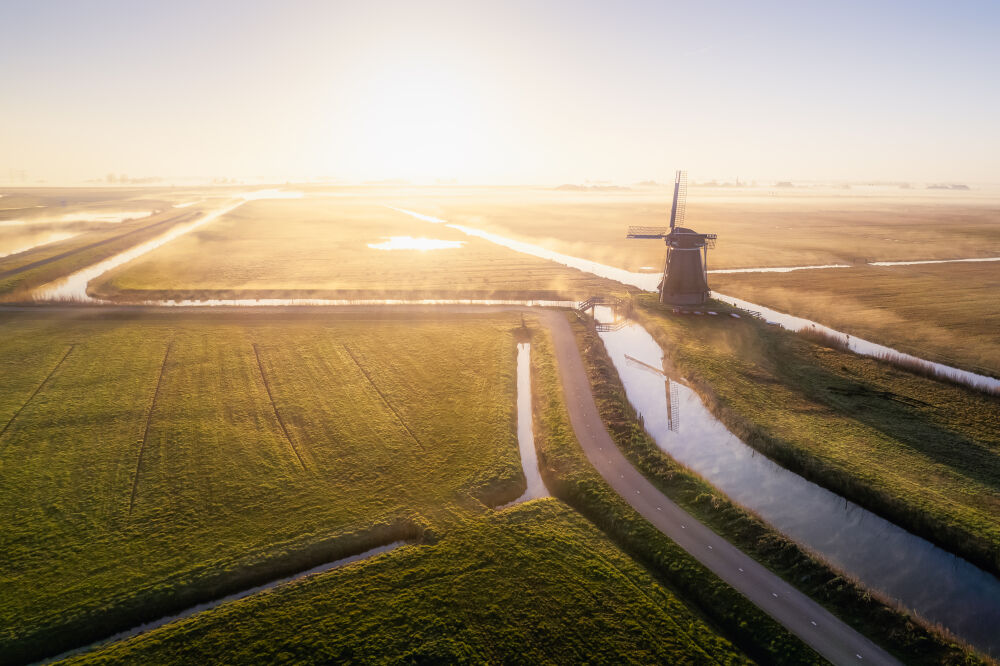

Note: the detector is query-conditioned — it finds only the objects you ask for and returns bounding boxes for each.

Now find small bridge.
[576,295,629,314]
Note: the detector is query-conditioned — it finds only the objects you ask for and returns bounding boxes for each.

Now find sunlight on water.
[367,236,464,251]
[709,263,851,273]
[500,343,550,508]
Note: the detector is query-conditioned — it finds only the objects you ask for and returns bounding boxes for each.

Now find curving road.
[536,309,899,666]
[0,303,900,665]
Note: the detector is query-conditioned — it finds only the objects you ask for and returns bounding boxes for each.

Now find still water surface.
[596,311,1000,655]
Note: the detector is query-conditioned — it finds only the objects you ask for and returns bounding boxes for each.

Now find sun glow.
[323,59,499,182]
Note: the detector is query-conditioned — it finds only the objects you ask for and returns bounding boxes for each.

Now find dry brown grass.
[92,197,622,301]
[713,262,1000,376]
[388,186,1000,270]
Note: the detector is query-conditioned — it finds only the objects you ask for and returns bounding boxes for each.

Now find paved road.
[0,303,901,665]
[536,309,899,666]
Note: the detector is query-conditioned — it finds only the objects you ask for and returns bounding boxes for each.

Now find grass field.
[64,501,752,665]
[91,197,620,302]
[631,295,1000,576]
[389,186,1000,270]
[0,309,525,663]
[712,261,1000,376]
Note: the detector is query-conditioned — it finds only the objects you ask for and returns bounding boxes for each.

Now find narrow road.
[537,309,899,666]
[0,303,901,664]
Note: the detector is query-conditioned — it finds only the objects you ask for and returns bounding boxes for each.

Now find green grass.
[712,261,1000,376]
[631,295,1000,578]
[526,324,824,665]
[91,198,620,302]
[0,310,525,663]
[63,501,753,665]
[568,313,985,665]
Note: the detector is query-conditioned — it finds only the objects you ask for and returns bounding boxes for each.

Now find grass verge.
[631,294,1000,578]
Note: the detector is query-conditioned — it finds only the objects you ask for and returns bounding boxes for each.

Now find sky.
[1,0,998,185]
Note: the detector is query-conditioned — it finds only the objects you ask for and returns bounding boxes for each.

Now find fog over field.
[2,0,998,664]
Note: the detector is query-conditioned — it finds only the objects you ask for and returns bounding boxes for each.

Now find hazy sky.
[2,0,998,184]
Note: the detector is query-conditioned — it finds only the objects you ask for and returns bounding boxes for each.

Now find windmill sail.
[668,170,687,230]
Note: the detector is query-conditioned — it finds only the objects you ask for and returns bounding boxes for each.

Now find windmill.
[625,354,680,432]
[627,171,716,305]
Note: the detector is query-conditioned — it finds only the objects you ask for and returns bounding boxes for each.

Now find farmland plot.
[0,310,523,663]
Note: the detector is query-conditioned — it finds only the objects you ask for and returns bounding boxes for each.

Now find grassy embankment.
[712,261,1000,377]
[630,294,1000,579]
[90,198,620,302]
[0,208,200,300]
[527,328,823,665]
[0,312,524,663]
[64,501,753,665]
[565,313,984,665]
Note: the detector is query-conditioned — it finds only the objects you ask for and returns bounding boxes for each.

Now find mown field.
[0,309,525,663]
[91,197,620,302]
[712,261,1000,376]
[64,501,752,665]
[631,295,1000,577]
[390,186,1000,270]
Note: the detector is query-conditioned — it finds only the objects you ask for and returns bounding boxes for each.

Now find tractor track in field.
[0,343,75,445]
[128,342,173,518]
[341,343,425,451]
[252,343,308,471]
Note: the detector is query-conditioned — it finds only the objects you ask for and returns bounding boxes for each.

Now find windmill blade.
[669,170,687,230]
[626,225,668,239]
[624,354,667,376]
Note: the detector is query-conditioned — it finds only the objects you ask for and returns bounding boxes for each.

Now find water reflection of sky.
[367,236,464,251]
[597,313,1000,656]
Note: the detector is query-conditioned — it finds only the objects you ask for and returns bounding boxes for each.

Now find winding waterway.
[387,206,999,393]
[501,343,550,508]
[594,310,1000,655]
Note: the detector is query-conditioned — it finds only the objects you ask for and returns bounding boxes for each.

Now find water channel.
[593,306,1000,655]
[501,343,550,508]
